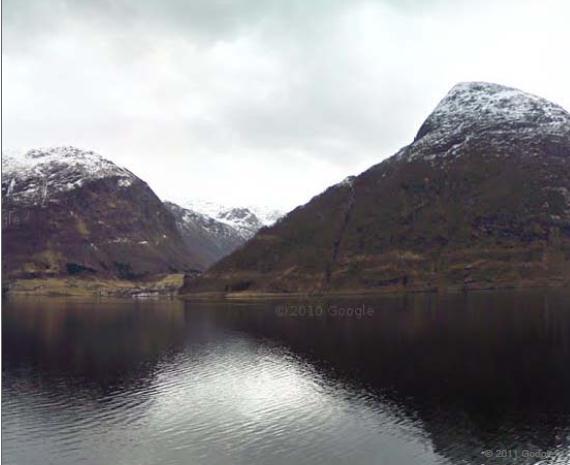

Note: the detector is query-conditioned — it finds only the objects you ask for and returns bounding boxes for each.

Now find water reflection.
[3,291,570,465]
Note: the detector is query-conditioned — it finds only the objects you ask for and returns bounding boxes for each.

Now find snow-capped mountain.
[2,146,206,281]
[1,145,279,281]
[181,199,283,239]
[249,206,284,226]
[403,82,570,162]
[164,202,246,267]
[2,146,137,206]
[183,82,570,295]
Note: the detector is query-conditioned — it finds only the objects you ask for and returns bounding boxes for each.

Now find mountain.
[182,200,283,239]
[2,146,204,283]
[164,201,246,267]
[181,82,570,295]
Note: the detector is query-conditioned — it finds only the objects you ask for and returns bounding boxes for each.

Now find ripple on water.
[5,294,570,465]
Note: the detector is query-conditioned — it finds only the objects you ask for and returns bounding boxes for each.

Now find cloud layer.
[3,0,570,210]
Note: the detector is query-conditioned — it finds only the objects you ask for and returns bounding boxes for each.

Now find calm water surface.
[3,291,570,465]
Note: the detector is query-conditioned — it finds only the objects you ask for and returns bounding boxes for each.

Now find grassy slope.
[182,138,570,296]
[5,274,185,297]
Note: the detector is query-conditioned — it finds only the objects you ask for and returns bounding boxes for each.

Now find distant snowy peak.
[2,146,136,206]
[218,207,262,231]
[181,200,236,223]
[255,207,285,226]
[182,199,283,239]
[184,202,261,239]
[165,202,239,240]
[184,200,283,226]
[164,201,246,265]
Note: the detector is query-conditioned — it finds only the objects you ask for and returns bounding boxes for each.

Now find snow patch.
[338,176,355,187]
[118,178,134,188]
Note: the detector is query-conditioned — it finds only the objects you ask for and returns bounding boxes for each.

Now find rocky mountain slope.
[182,82,570,295]
[2,147,204,282]
[164,202,246,267]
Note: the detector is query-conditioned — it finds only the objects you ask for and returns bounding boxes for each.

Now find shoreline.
[2,274,185,299]
[3,276,568,301]
[178,280,570,301]
[172,279,569,301]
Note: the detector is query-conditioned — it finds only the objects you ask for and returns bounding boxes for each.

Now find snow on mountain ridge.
[182,199,283,239]
[419,82,570,137]
[2,146,283,241]
[404,82,570,162]
[2,146,136,206]
[164,201,246,266]
[3,146,134,178]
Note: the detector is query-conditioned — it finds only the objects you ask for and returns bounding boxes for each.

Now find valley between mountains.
[3,82,570,297]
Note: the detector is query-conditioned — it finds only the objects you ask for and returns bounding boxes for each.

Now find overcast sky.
[3,0,570,211]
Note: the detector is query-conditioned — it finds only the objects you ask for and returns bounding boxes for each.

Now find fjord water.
[3,292,570,465]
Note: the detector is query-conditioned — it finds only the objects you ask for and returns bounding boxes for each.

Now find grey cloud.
[3,0,483,50]
[3,0,569,210]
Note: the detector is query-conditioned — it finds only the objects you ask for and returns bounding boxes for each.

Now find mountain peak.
[180,199,283,234]
[2,146,136,207]
[2,147,203,280]
[402,82,570,162]
[26,145,98,159]
[182,84,570,296]
[414,82,570,142]
[3,146,130,174]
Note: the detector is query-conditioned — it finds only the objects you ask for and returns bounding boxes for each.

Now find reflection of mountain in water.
[3,292,570,465]
[206,291,570,465]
